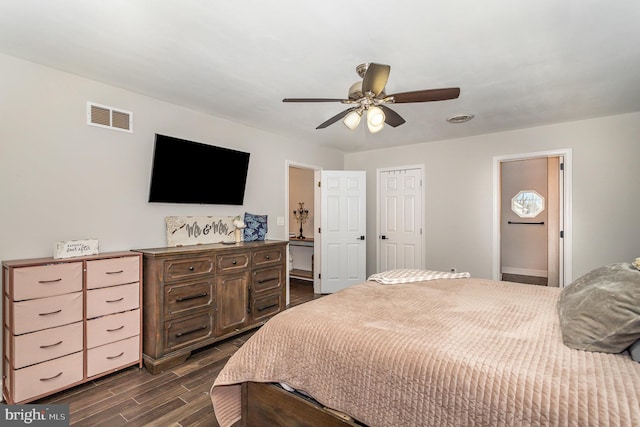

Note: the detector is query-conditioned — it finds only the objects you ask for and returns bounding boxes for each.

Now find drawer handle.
[175,325,207,338]
[106,297,125,303]
[232,259,237,265]
[257,303,278,312]
[40,340,63,349]
[107,325,125,332]
[176,292,209,302]
[107,352,124,360]
[40,372,63,381]
[106,270,124,275]
[39,309,62,316]
[38,278,62,284]
[257,277,278,284]
[265,255,271,260]
[188,266,195,271]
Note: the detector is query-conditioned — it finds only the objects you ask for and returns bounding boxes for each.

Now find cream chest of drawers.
[2,251,143,404]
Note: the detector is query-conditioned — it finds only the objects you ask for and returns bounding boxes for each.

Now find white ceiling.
[1,1,639,153]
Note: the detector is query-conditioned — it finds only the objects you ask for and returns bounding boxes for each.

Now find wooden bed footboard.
[240,382,365,427]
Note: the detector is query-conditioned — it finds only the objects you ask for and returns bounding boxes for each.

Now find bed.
[211,267,640,426]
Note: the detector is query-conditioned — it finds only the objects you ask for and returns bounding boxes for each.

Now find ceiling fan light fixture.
[283,62,462,132]
[343,110,362,130]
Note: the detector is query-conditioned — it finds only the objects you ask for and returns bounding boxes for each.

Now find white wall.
[2,51,639,296]
[345,112,640,281]
[0,53,344,262]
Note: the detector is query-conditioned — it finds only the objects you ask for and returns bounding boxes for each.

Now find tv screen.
[148,134,250,205]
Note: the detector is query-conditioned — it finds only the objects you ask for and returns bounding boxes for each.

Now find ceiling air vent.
[87,102,133,133]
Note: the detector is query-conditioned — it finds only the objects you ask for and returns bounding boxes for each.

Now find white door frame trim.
[492,149,573,287]
[376,164,426,273]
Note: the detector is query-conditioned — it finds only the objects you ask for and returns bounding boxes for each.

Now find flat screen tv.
[148,134,250,205]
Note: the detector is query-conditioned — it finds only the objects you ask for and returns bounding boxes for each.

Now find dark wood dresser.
[133,240,287,374]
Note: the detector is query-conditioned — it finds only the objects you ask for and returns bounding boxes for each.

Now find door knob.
[357,235,365,240]
[381,235,388,240]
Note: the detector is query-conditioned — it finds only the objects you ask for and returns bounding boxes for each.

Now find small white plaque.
[166,216,236,247]
[54,239,100,259]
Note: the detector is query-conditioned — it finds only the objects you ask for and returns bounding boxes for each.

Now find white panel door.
[315,170,366,294]
[379,168,423,271]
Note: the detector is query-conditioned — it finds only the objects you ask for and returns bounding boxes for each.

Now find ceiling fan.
[283,63,460,133]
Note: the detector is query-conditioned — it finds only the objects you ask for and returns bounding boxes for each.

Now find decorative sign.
[54,239,99,259]
[166,216,236,247]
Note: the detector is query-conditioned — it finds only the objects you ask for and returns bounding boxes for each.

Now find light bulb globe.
[367,106,385,127]
[343,110,362,130]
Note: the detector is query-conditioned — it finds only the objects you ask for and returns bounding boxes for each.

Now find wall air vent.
[87,102,133,133]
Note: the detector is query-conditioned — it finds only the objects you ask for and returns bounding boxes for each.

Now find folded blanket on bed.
[367,268,470,284]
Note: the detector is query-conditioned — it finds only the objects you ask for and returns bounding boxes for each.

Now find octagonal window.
[511,190,544,218]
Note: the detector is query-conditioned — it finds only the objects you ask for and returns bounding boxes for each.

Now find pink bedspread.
[211,277,640,426]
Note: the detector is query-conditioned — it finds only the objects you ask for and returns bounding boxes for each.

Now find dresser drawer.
[12,292,83,335]
[12,262,82,301]
[11,321,83,369]
[252,266,283,294]
[87,335,140,378]
[164,257,214,282]
[251,292,283,322]
[217,253,250,273]
[87,309,140,349]
[165,280,214,318]
[86,256,140,289]
[12,351,83,403]
[252,247,284,268]
[87,282,139,318]
[164,312,214,352]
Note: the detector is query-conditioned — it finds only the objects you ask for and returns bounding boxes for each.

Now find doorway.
[492,149,572,287]
[286,161,321,303]
[286,163,368,295]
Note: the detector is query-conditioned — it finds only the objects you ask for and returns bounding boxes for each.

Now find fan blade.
[362,63,391,97]
[283,98,346,102]
[379,105,406,127]
[316,107,359,129]
[388,87,460,103]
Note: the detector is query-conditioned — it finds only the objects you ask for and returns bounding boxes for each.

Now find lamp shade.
[367,106,385,133]
[367,106,385,126]
[343,110,362,130]
[367,120,384,133]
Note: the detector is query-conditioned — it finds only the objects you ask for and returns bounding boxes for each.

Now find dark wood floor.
[502,273,548,286]
[25,279,319,426]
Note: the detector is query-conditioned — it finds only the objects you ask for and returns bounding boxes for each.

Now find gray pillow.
[557,263,640,353]
[629,339,640,362]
